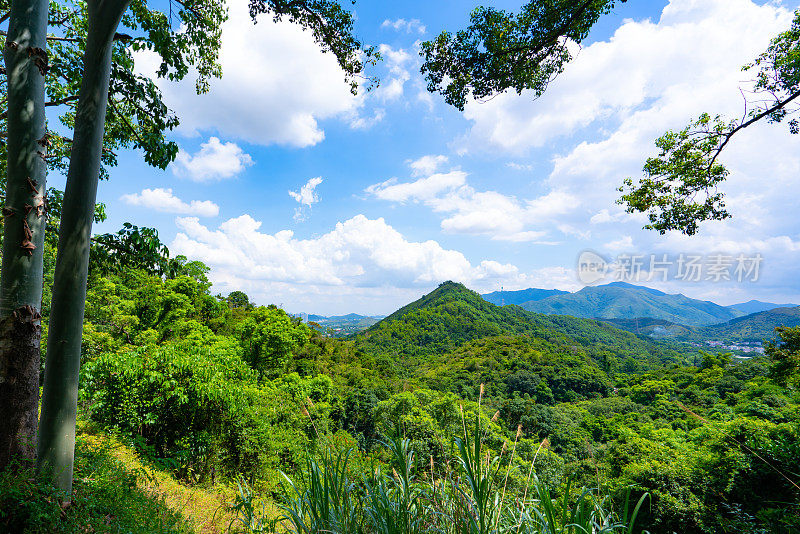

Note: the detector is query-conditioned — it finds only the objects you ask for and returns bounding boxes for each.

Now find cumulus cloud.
[381,18,426,34]
[366,171,467,202]
[172,137,253,182]
[135,4,363,147]
[170,214,568,313]
[121,188,219,217]
[374,44,415,103]
[366,161,575,242]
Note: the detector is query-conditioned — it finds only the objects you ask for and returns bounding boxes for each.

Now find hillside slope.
[698,306,800,342]
[522,282,743,326]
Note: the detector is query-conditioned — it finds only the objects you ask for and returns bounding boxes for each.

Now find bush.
[81,342,265,482]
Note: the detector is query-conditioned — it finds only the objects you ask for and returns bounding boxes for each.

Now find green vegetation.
[6,246,798,533]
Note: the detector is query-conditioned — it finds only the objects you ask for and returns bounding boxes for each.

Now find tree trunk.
[0,0,49,471]
[37,0,130,494]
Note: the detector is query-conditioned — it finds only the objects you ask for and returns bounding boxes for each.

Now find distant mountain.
[482,288,569,306]
[727,300,799,315]
[356,281,688,368]
[521,282,744,327]
[698,306,800,343]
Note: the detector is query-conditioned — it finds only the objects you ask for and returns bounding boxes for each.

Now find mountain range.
[483,282,797,328]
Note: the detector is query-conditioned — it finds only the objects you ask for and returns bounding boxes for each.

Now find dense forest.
[3,226,797,533]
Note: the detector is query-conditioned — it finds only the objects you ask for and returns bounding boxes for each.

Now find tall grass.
[232,410,650,534]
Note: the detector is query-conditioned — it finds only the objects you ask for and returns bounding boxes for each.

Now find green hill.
[522,282,743,326]
[697,306,800,343]
[355,281,690,372]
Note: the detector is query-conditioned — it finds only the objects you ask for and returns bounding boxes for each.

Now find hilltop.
[728,299,799,314]
[355,281,689,371]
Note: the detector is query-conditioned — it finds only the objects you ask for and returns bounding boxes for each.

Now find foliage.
[766,326,800,387]
[420,0,626,111]
[26,246,797,533]
[619,11,800,234]
[237,413,650,534]
[81,343,261,481]
[237,305,311,379]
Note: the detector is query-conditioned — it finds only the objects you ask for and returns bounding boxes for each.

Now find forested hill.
[603,307,800,344]
[521,282,743,326]
[697,306,800,342]
[354,281,688,370]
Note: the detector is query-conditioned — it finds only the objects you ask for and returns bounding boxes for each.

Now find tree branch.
[0,94,80,122]
[709,89,800,170]
[492,0,596,59]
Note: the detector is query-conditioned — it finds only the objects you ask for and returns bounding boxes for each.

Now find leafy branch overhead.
[420,0,626,111]
[0,0,225,185]
[248,0,380,95]
[619,10,800,235]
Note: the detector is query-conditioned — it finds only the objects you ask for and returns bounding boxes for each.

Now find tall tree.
[619,11,800,235]
[420,0,626,111]
[0,0,225,471]
[37,0,376,494]
[0,0,49,470]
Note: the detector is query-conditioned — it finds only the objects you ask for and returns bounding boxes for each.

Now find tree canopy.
[420,0,626,111]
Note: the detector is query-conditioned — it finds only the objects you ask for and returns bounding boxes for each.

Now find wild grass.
[233,406,650,534]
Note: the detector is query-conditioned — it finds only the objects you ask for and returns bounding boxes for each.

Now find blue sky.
[60,0,800,315]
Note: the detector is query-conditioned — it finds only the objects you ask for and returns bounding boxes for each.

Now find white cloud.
[289,177,324,207]
[289,177,324,222]
[409,154,449,176]
[121,188,219,217]
[506,162,534,171]
[381,18,426,34]
[375,44,415,103]
[170,214,566,314]
[366,164,575,242]
[367,171,467,203]
[350,108,386,130]
[172,137,253,182]
[135,4,362,147]
[603,235,635,252]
